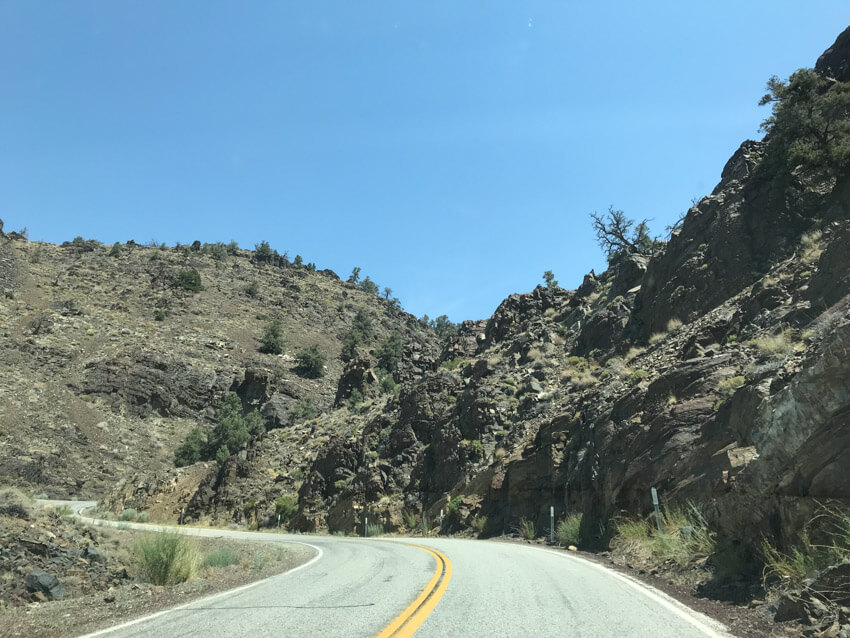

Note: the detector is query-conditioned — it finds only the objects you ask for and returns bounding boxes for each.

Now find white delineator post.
[550,506,555,544]
[365,516,368,538]
[651,487,664,532]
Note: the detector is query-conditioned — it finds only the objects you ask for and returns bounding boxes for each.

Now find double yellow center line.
[374,544,452,638]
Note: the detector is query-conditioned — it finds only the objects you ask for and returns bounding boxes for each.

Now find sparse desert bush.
[154,309,166,321]
[173,268,204,293]
[135,532,200,585]
[627,369,649,385]
[749,330,794,358]
[649,332,667,345]
[244,281,259,297]
[717,375,745,397]
[471,515,488,535]
[557,513,583,547]
[205,548,239,568]
[136,511,150,523]
[119,508,138,521]
[625,346,645,361]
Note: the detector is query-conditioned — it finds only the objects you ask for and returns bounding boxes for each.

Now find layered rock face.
[283,27,850,554]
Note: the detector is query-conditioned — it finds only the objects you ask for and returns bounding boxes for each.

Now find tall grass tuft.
[762,506,850,589]
[135,532,200,585]
[612,504,715,567]
[517,518,536,540]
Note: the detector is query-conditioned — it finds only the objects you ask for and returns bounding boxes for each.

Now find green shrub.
[135,532,200,585]
[259,319,285,355]
[447,495,463,513]
[136,511,150,523]
[627,369,649,385]
[174,269,204,292]
[108,242,122,257]
[469,439,484,460]
[288,397,317,425]
[341,309,374,360]
[366,523,384,537]
[377,332,404,373]
[348,389,364,410]
[244,282,259,298]
[174,393,264,467]
[205,548,239,568]
[379,375,399,395]
[154,309,166,321]
[254,240,273,263]
[274,496,298,526]
[296,345,326,378]
[557,513,583,547]
[119,508,138,521]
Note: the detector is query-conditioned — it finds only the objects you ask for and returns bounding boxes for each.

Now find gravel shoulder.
[0,535,315,638]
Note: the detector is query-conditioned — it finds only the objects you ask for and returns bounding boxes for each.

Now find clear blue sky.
[2,3,847,322]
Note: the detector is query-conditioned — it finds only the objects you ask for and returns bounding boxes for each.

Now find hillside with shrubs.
[3,23,850,637]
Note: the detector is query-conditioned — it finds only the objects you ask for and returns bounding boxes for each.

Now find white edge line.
[525,545,735,638]
[75,539,324,638]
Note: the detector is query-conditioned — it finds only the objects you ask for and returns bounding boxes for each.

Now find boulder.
[25,569,64,600]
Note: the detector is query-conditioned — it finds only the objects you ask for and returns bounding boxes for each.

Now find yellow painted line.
[374,543,452,638]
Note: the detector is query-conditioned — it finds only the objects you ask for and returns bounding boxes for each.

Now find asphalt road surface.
[39,502,734,638]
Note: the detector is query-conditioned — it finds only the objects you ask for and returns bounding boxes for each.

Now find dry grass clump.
[748,329,794,358]
[612,505,715,568]
[516,518,536,540]
[762,506,850,589]
[800,230,824,263]
[135,532,201,585]
[666,318,683,332]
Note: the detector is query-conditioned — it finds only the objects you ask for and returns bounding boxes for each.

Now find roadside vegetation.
[610,505,715,568]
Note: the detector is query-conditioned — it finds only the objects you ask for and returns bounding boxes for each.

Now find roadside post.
[550,506,555,544]
[277,514,281,528]
[179,508,184,525]
[365,516,368,538]
[439,509,443,531]
[651,487,664,532]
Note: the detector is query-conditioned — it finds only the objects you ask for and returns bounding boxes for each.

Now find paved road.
[38,502,733,638]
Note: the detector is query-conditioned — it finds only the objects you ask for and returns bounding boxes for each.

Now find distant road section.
[38,502,731,638]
